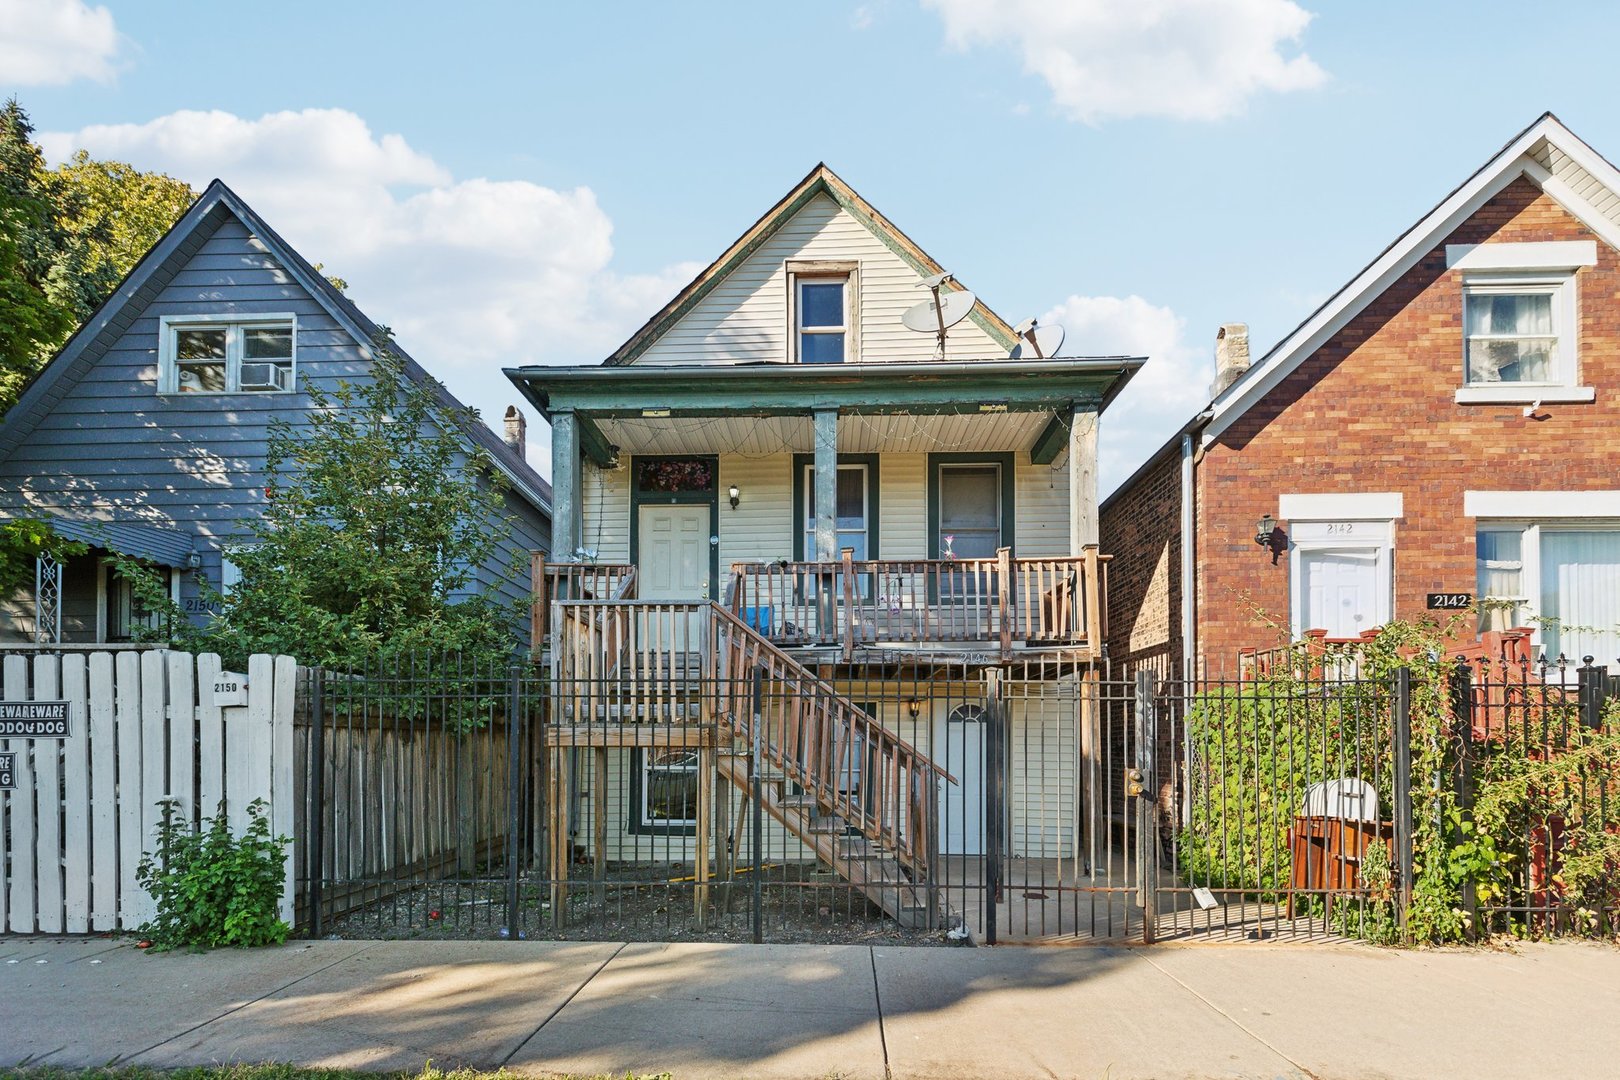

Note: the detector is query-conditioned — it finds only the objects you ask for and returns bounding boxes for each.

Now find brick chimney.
[1209,323,1251,396]
[503,405,526,459]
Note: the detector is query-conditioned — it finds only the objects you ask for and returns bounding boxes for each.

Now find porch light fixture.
[1255,513,1284,565]
[907,698,922,719]
[728,484,741,510]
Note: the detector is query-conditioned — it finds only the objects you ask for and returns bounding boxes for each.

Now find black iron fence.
[292,649,1617,945]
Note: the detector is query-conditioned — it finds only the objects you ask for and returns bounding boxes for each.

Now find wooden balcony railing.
[552,599,706,724]
[727,546,1108,660]
[531,556,637,652]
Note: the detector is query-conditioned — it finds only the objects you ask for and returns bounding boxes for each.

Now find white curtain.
[1476,530,1525,631]
[1541,531,1620,666]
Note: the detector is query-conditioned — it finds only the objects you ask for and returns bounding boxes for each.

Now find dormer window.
[788,260,856,364]
[158,315,297,394]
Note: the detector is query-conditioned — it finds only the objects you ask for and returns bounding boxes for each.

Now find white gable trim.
[1204,116,1620,444]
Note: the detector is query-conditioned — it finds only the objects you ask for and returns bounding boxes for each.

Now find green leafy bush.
[136,798,292,950]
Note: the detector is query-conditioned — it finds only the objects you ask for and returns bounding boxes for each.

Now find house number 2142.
[1325,522,1356,535]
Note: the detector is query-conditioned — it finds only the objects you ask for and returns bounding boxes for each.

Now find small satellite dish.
[901,271,976,358]
[1010,318,1065,359]
[902,291,976,334]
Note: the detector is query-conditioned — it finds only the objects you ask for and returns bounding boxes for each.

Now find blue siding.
[0,207,550,645]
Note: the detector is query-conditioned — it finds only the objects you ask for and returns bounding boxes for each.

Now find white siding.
[1006,675,1079,859]
[578,451,1077,574]
[635,194,1006,366]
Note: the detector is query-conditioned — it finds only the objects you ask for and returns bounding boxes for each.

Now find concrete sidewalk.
[1,936,1616,1080]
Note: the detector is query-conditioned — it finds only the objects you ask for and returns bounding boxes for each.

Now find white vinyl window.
[1476,524,1620,669]
[640,749,699,830]
[796,277,849,364]
[801,463,869,560]
[1462,276,1573,389]
[159,315,297,394]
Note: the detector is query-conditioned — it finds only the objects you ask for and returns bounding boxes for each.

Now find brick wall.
[1100,443,1183,670]
[1196,177,1620,665]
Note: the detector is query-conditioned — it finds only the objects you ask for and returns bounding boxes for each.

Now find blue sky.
[9,0,1620,490]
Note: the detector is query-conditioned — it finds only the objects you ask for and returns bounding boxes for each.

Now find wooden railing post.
[841,548,856,663]
[1083,545,1103,652]
[531,552,546,654]
[997,546,1013,661]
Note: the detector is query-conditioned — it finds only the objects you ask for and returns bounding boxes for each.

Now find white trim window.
[1457,275,1591,403]
[1476,524,1620,668]
[640,749,700,830]
[796,277,849,364]
[158,314,297,394]
[801,463,869,560]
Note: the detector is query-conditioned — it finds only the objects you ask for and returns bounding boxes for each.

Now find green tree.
[205,334,523,670]
[0,99,74,407]
[0,518,86,596]
[44,150,195,327]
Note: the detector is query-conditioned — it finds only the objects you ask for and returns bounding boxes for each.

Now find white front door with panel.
[1289,519,1394,638]
[638,503,712,648]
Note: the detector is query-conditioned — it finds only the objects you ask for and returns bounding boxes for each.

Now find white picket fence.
[0,649,297,934]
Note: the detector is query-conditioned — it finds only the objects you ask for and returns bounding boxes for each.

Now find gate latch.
[1126,767,1145,798]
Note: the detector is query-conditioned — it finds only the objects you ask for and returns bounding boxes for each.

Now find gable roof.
[604,163,1020,365]
[0,180,551,514]
[1203,112,1620,443]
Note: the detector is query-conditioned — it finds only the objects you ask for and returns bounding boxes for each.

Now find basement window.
[159,315,297,394]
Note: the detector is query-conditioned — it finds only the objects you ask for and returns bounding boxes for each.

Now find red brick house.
[1101,114,1620,676]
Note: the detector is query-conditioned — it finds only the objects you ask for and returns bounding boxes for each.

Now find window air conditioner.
[239,362,290,391]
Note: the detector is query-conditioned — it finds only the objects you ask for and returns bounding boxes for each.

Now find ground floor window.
[629,748,700,835]
[100,560,168,643]
[1476,525,1620,665]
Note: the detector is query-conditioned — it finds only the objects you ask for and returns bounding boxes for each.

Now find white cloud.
[0,0,120,86]
[1041,294,1212,492]
[922,0,1326,123]
[42,108,699,474]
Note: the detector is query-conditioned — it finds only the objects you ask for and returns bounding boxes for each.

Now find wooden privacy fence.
[0,649,297,934]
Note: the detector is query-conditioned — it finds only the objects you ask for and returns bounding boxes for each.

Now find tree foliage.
[0,517,87,596]
[0,97,195,411]
[203,335,523,671]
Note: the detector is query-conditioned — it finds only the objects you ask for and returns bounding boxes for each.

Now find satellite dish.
[902,290,976,333]
[901,271,976,358]
[1010,318,1065,359]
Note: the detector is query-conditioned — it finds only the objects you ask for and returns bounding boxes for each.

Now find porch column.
[1068,405,1099,553]
[813,408,839,560]
[551,409,581,560]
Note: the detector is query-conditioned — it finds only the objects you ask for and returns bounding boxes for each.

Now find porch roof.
[28,516,196,568]
[504,356,1142,465]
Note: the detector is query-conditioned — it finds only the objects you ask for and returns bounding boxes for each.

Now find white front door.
[936,704,986,855]
[1298,548,1384,637]
[638,504,712,648]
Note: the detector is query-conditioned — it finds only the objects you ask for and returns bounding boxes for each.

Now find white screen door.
[1298,548,1384,637]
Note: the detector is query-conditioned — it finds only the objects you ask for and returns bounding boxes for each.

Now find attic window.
[158,315,297,394]
[788,260,857,364]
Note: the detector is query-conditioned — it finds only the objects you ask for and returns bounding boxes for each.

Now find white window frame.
[1456,274,1592,404]
[787,260,857,364]
[1471,518,1620,671]
[800,462,870,561]
[158,313,299,395]
[639,748,700,830]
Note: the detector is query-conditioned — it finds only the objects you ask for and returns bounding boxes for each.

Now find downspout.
[1179,432,1197,674]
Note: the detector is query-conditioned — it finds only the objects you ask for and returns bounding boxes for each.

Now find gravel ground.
[318,861,956,947]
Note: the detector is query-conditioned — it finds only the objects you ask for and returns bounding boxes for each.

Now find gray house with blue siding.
[0,180,552,644]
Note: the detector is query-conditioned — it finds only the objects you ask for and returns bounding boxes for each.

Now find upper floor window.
[159,315,296,394]
[1464,279,1565,386]
[798,278,848,363]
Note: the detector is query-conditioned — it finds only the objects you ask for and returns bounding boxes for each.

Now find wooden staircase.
[708,604,951,929]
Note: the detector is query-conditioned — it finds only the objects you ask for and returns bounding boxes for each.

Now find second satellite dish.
[901,271,976,359]
[1010,317,1065,359]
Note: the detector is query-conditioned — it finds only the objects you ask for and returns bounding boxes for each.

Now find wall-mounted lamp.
[1255,513,1284,565]
[907,698,922,719]
[728,484,741,510]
